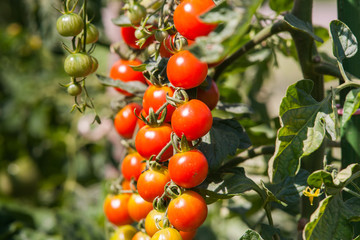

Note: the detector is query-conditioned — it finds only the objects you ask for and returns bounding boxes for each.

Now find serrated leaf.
[342,88,360,126]
[330,20,358,62]
[284,14,323,43]
[96,74,147,96]
[198,118,251,171]
[303,195,354,240]
[268,80,337,183]
[111,15,132,27]
[189,0,263,63]
[239,229,264,240]
[269,0,293,14]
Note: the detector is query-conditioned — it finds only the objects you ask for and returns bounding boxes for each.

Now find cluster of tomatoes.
[104,0,221,239]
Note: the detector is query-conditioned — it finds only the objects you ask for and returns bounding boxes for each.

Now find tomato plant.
[104,194,133,226]
[114,103,142,139]
[137,166,170,202]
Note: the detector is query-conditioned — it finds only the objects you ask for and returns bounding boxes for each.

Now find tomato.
[114,103,142,139]
[121,179,132,191]
[167,190,207,232]
[127,3,147,25]
[171,99,213,141]
[135,123,173,161]
[104,194,133,226]
[56,13,84,37]
[173,0,217,40]
[85,23,99,44]
[137,167,170,202]
[168,149,208,188]
[159,35,175,58]
[145,209,165,237]
[121,26,154,49]
[90,55,99,73]
[67,82,82,96]
[167,50,208,89]
[121,152,146,181]
[110,59,146,96]
[64,53,93,78]
[151,228,182,240]
[110,225,137,240]
[179,230,197,240]
[142,85,176,122]
[128,193,153,222]
[132,231,151,240]
[196,79,219,110]
[137,109,148,129]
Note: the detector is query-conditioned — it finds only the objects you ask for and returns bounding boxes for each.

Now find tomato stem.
[155,140,173,162]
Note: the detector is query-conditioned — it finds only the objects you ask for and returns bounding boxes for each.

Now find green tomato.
[127,4,147,25]
[110,225,137,240]
[85,23,99,44]
[56,13,84,37]
[64,53,92,78]
[90,56,98,74]
[67,83,82,96]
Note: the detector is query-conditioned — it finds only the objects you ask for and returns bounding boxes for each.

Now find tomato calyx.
[165,181,183,199]
[172,134,202,153]
[166,89,189,107]
[109,176,136,195]
[135,103,168,127]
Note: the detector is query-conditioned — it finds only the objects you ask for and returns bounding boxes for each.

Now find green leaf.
[260,224,285,240]
[239,229,264,240]
[330,20,358,62]
[342,88,360,126]
[303,195,354,240]
[268,80,337,183]
[111,15,132,27]
[189,0,263,64]
[284,14,323,43]
[261,182,287,206]
[96,74,147,97]
[198,118,251,171]
[345,197,360,221]
[130,64,147,72]
[269,0,293,14]
[216,102,253,115]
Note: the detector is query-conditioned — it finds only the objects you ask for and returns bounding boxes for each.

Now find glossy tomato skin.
[114,103,142,139]
[85,23,99,44]
[173,0,217,40]
[110,59,146,96]
[56,13,84,37]
[110,225,137,240]
[151,228,182,240]
[121,152,146,181]
[179,230,197,240]
[104,194,133,226]
[145,209,165,237]
[196,79,219,111]
[168,149,208,188]
[121,26,154,49]
[121,179,132,191]
[132,231,151,240]
[135,123,173,161]
[143,85,176,122]
[137,167,170,202]
[128,193,153,222]
[171,99,213,141]
[64,53,93,78]
[167,50,208,90]
[167,190,207,232]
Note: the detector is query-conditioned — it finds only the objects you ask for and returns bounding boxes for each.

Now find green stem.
[343,187,360,198]
[82,0,87,52]
[350,182,360,194]
[155,140,173,162]
[338,60,351,83]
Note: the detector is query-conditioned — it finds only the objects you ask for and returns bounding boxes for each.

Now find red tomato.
[196,79,219,110]
[137,167,170,202]
[167,190,207,232]
[135,123,173,161]
[145,209,165,237]
[121,152,146,181]
[110,59,146,96]
[128,193,153,222]
[167,50,208,89]
[114,103,142,139]
[159,34,175,58]
[104,194,133,226]
[121,179,132,191]
[173,0,217,40]
[151,228,182,240]
[142,85,176,122]
[121,26,154,49]
[179,230,197,240]
[132,231,151,240]
[171,99,213,141]
[168,149,208,188]
[137,109,148,129]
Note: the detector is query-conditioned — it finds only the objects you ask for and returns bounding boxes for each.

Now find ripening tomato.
[179,230,197,240]
[132,231,151,240]
[171,99,213,141]
[104,194,133,226]
[168,149,208,188]
[167,50,208,89]
[137,167,170,202]
[167,190,207,232]
[151,228,182,240]
[110,59,146,96]
[128,193,153,222]
[142,85,176,122]
[121,179,132,191]
[196,79,219,110]
[121,152,146,181]
[110,225,137,240]
[145,209,165,237]
[114,103,142,139]
[121,26,154,49]
[173,0,217,40]
[56,13,84,37]
[135,123,173,161]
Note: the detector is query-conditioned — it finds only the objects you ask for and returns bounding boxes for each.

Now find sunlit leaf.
[330,20,358,62]
[239,229,264,240]
[284,14,323,43]
[342,88,360,126]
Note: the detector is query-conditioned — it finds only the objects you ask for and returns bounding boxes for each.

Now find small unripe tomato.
[145,209,165,237]
[56,13,84,37]
[85,23,99,44]
[155,30,168,43]
[64,53,93,78]
[151,228,182,240]
[104,194,133,226]
[90,56,99,74]
[128,193,153,222]
[137,167,170,202]
[127,3,147,25]
[110,225,137,240]
[114,103,142,139]
[67,82,82,96]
